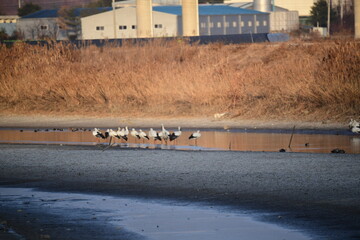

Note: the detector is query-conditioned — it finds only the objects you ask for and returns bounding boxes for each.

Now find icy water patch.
[0,187,311,240]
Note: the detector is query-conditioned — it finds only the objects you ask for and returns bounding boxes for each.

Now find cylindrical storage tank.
[253,0,272,12]
[182,0,199,36]
[136,0,153,38]
[355,0,360,38]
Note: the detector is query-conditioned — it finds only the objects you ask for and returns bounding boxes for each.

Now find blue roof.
[22,9,58,18]
[22,7,112,19]
[153,5,267,16]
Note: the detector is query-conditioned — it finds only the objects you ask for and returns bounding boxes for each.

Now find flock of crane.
[92,124,201,146]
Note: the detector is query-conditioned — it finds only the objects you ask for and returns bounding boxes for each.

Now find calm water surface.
[0,128,359,154]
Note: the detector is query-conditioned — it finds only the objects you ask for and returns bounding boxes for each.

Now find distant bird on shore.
[349,119,360,134]
[189,130,201,145]
[104,129,110,139]
[148,128,160,141]
[117,127,128,141]
[109,129,120,139]
[189,130,201,140]
[131,128,140,139]
[160,124,170,142]
[92,128,106,140]
[124,126,129,138]
[169,126,182,142]
[139,129,149,141]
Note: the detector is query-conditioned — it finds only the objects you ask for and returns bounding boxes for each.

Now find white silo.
[253,0,272,12]
[136,0,153,38]
[182,0,199,36]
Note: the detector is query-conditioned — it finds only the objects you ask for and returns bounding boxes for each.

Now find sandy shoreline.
[0,114,347,130]
[0,144,359,239]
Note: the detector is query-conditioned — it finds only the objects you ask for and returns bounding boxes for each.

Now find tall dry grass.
[0,39,359,121]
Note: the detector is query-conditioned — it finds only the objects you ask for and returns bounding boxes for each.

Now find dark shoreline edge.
[0,144,359,240]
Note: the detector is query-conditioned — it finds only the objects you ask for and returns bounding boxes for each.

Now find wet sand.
[0,115,346,130]
[0,144,359,239]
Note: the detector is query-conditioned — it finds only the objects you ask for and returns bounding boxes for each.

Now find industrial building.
[16,8,111,40]
[228,1,299,32]
[16,10,66,40]
[81,5,270,40]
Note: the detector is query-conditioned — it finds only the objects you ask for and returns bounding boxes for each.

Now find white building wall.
[270,11,299,32]
[153,11,179,37]
[17,18,67,40]
[81,7,179,39]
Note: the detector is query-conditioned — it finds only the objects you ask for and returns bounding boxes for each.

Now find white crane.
[139,129,150,143]
[92,128,106,142]
[160,124,170,142]
[131,128,141,140]
[169,126,182,142]
[189,130,201,145]
[148,128,161,142]
[117,127,128,141]
[107,129,120,145]
[349,119,360,133]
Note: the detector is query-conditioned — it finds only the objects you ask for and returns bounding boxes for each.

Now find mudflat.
[0,115,346,129]
[0,144,359,239]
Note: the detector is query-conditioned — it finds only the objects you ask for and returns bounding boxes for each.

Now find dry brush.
[0,39,359,121]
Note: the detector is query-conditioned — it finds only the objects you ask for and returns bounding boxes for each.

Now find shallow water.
[0,128,359,153]
[0,187,311,240]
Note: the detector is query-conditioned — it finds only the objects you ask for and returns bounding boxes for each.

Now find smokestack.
[182,0,199,36]
[253,0,272,12]
[355,0,360,38]
[136,0,153,38]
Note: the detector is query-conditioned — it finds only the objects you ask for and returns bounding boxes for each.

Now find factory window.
[241,21,244,27]
[200,22,206,28]
[217,22,221,28]
[119,25,127,30]
[155,24,163,28]
[232,21,237,27]
[225,22,229,27]
[248,21,252,27]
[40,25,48,30]
[263,21,267,26]
[256,21,260,27]
[132,25,136,29]
[96,26,104,31]
[209,22,214,28]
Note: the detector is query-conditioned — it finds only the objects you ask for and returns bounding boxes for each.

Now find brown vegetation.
[0,39,359,122]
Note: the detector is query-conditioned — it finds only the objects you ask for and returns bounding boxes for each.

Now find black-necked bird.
[170,126,182,141]
[189,130,201,140]
[92,128,106,139]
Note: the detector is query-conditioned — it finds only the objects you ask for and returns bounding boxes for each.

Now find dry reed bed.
[0,39,359,121]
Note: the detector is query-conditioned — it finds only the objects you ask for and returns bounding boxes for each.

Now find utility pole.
[112,0,117,39]
[356,0,360,38]
[327,0,331,37]
[340,0,343,26]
